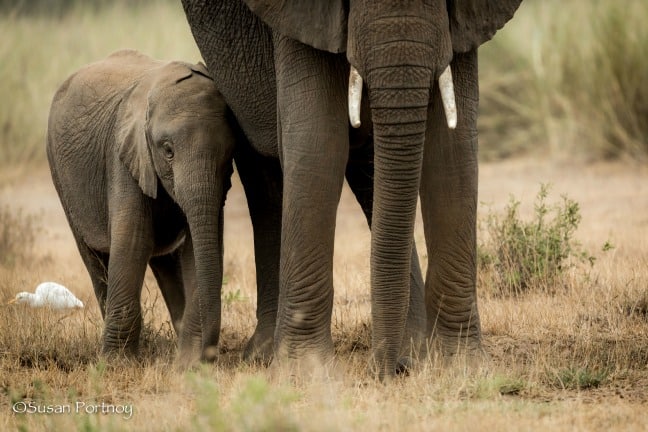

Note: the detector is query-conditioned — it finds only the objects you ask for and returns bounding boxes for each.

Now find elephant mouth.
[347,65,457,130]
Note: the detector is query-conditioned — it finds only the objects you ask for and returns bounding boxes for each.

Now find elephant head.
[115,57,235,361]
[242,0,522,377]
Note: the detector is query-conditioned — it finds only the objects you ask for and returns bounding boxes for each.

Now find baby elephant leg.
[149,251,186,335]
[72,233,109,317]
[102,196,153,357]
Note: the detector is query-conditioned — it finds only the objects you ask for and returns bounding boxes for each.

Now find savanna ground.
[1,1,647,430]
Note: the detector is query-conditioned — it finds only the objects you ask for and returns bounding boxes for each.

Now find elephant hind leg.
[73,234,109,317]
[235,144,283,365]
[149,252,185,336]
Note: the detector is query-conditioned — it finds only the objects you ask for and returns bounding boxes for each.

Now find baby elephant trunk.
[177,171,226,363]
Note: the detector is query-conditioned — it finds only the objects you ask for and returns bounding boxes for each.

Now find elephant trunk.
[180,174,225,361]
[367,61,432,379]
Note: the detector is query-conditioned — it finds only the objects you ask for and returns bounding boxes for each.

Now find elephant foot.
[174,345,219,370]
[364,355,417,379]
[429,334,489,373]
[99,343,140,366]
[395,355,415,376]
[243,328,275,365]
[395,332,426,376]
[268,353,340,384]
[175,331,218,370]
[174,349,206,371]
[269,338,337,382]
[101,335,140,357]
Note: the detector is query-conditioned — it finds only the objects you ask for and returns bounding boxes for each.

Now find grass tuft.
[190,373,300,432]
[550,367,608,390]
[472,374,527,398]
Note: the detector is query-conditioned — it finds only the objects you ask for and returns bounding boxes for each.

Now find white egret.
[8,282,84,309]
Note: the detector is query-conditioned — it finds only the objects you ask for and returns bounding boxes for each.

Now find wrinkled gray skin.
[182,0,522,379]
[47,49,235,363]
[183,1,427,370]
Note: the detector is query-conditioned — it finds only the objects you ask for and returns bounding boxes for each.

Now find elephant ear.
[243,0,348,53]
[115,81,158,199]
[167,60,212,83]
[448,0,523,53]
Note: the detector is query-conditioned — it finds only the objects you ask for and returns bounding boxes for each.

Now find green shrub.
[479,184,597,296]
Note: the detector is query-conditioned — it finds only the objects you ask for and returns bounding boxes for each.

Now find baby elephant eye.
[162,141,174,160]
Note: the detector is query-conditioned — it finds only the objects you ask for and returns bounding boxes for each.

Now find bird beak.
[7,298,17,305]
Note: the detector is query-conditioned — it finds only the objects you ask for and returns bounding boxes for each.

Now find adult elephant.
[182,0,522,379]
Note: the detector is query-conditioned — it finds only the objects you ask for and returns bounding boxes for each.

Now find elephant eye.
[162,141,174,160]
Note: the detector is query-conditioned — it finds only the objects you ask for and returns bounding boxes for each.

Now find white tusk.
[348,66,363,128]
[438,65,457,129]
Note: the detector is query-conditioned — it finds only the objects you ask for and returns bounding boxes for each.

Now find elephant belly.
[152,231,186,257]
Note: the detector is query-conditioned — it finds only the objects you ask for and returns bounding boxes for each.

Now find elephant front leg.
[273,36,349,369]
[420,50,482,358]
[103,223,152,357]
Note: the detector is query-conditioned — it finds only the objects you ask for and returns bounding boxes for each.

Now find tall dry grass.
[479,0,648,161]
[0,0,200,169]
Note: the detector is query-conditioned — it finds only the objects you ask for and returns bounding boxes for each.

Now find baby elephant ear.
[190,62,213,79]
[116,82,158,199]
[448,0,523,53]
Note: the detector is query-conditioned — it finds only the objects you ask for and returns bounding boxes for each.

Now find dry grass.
[1,159,647,431]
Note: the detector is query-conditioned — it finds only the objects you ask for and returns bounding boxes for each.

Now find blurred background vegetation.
[479,0,648,161]
[1,0,647,169]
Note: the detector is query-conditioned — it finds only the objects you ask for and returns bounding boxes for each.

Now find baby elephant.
[47,49,234,363]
